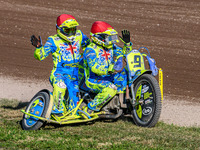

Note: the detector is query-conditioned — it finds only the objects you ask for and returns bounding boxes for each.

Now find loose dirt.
[0,0,200,127]
[1,76,199,127]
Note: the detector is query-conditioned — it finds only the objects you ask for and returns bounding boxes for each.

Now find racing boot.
[52,102,64,115]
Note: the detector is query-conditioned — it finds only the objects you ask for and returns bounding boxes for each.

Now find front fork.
[125,84,137,111]
[125,84,136,104]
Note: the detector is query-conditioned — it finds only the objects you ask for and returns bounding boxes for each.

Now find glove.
[113,57,126,73]
[119,30,130,44]
[30,35,42,48]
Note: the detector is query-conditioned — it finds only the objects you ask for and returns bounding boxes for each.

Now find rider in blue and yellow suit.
[30,14,90,114]
[83,21,132,113]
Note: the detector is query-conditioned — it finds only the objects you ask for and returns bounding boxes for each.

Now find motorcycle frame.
[21,95,102,124]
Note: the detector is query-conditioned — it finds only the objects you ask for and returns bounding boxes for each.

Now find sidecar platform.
[21,109,103,125]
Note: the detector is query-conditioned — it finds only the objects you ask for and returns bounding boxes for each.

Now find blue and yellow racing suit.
[83,42,132,111]
[34,30,90,112]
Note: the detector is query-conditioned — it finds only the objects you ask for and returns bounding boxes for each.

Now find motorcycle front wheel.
[22,91,50,130]
[131,74,162,127]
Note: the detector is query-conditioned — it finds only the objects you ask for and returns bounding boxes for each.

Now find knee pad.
[52,82,67,111]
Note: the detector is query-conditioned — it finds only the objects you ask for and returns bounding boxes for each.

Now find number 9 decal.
[134,55,141,68]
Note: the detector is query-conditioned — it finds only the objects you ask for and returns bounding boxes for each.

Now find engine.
[101,96,121,113]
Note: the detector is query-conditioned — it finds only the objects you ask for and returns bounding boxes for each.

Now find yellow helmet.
[56,14,79,42]
[90,21,119,49]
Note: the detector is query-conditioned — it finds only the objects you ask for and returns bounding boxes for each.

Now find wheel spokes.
[134,81,155,123]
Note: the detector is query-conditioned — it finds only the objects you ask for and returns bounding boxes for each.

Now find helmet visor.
[105,34,118,45]
[62,27,77,36]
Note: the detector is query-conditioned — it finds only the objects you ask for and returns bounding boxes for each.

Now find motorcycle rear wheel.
[22,91,50,130]
[131,74,162,127]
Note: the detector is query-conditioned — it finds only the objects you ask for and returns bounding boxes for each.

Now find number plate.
[126,50,145,76]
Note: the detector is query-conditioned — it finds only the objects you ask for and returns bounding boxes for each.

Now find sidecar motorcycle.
[21,47,163,130]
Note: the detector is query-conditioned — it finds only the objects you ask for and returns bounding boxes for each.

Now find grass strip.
[0,99,199,149]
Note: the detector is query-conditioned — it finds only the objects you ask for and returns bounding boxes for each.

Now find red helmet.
[90,21,119,48]
[56,14,79,42]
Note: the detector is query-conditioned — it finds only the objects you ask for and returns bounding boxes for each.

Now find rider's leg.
[113,68,131,102]
[52,83,66,113]
[88,87,117,111]
[64,76,79,111]
[82,69,128,114]
[49,72,66,114]
[85,78,117,112]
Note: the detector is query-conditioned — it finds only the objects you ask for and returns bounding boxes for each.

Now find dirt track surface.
[0,0,200,126]
[0,0,200,100]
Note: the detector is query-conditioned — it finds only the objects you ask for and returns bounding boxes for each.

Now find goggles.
[57,24,77,37]
[63,27,76,35]
[104,34,118,45]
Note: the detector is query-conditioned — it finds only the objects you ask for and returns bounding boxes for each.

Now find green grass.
[0,99,199,150]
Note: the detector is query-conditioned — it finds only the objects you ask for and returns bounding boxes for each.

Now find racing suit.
[34,30,90,112]
[83,42,132,111]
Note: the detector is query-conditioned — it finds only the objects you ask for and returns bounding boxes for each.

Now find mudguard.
[38,89,54,119]
[146,55,158,76]
[131,70,152,85]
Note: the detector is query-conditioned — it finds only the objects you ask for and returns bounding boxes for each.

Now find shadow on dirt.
[1,102,29,110]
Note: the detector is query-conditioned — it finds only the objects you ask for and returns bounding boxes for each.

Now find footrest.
[77,110,92,119]
[60,114,99,124]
